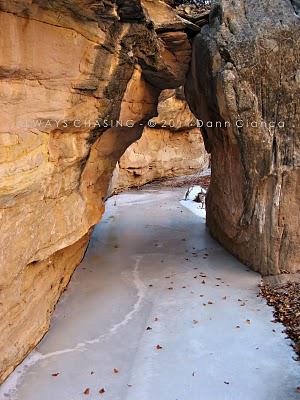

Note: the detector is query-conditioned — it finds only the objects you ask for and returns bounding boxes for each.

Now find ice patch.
[180,199,206,220]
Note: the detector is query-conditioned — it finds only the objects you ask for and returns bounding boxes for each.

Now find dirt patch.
[142,172,211,190]
[261,282,300,356]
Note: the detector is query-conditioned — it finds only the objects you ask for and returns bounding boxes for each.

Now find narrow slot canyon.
[0,0,299,398]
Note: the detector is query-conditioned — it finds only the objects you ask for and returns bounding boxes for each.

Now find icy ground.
[1,188,299,400]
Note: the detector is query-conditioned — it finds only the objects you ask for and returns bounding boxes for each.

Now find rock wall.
[111,88,209,191]
[185,0,300,276]
[0,0,191,382]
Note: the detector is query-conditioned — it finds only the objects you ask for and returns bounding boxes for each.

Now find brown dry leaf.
[156,344,163,350]
[208,301,213,305]
[99,388,105,394]
[296,387,300,393]
[168,287,173,290]
[261,282,300,356]
[83,388,90,395]
[51,372,59,377]
[113,368,119,373]
[246,319,251,325]
[146,326,152,330]
[202,280,206,284]
[224,381,230,385]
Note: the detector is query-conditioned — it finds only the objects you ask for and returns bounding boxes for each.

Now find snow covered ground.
[1,187,299,400]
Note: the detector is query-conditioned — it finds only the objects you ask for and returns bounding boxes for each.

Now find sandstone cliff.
[111,88,209,192]
[185,0,300,276]
[0,0,191,382]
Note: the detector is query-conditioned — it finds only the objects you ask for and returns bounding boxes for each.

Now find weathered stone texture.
[185,0,300,276]
[0,0,191,382]
[111,88,209,191]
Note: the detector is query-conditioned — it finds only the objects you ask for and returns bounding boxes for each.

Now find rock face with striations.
[111,88,209,192]
[0,0,191,382]
[185,0,300,276]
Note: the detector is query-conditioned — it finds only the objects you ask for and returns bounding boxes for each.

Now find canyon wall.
[0,0,191,382]
[185,0,300,276]
[111,88,209,192]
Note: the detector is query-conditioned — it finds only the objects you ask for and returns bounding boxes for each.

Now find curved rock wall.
[111,88,209,191]
[185,0,300,276]
[0,0,191,382]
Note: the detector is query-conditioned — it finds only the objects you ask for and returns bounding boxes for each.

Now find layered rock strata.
[0,0,191,382]
[111,88,209,191]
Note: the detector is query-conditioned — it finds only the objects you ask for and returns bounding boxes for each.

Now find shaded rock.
[111,89,209,191]
[185,0,300,276]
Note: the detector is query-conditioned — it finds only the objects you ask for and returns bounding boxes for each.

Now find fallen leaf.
[246,319,251,324]
[83,388,90,395]
[127,384,133,387]
[222,296,227,300]
[91,371,94,375]
[146,326,152,330]
[182,286,186,289]
[193,320,199,324]
[99,388,105,394]
[168,287,173,290]
[236,325,240,329]
[202,280,206,284]
[156,344,163,350]
[154,317,159,321]
[113,368,119,373]
[51,373,59,377]
[224,381,230,385]
[208,301,213,305]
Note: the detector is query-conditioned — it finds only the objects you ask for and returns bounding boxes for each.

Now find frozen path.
[1,188,300,400]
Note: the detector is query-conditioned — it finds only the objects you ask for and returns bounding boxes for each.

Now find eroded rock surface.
[0,0,191,382]
[111,88,209,191]
[185,0,300,276]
